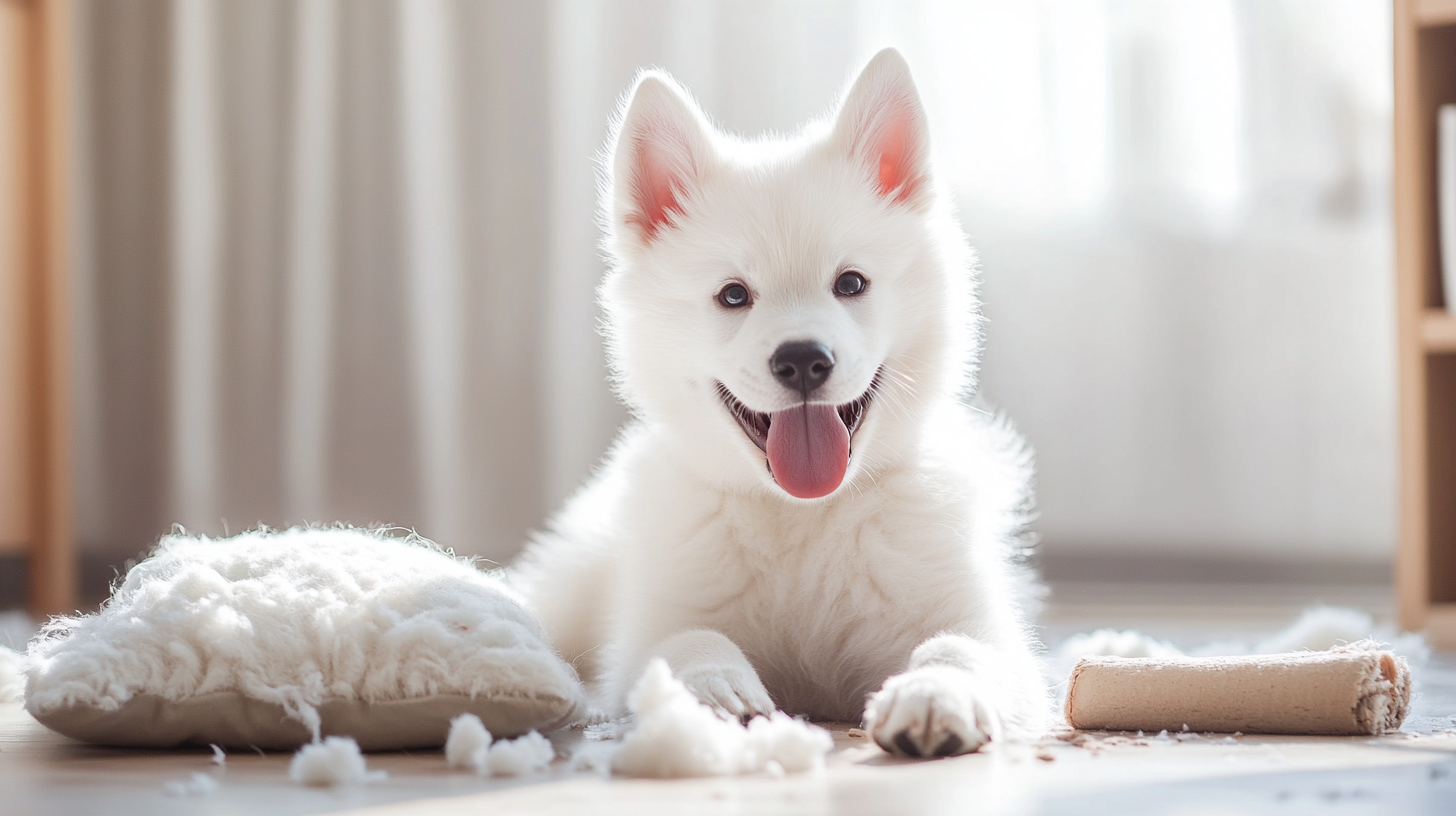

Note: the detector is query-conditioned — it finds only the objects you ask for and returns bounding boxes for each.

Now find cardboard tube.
[1064,643,1411,736]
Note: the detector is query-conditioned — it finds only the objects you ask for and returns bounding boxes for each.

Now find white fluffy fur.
[25,527,584,736]
[612,659,832,778]
[515,49,1050,758]
[290,736,384,786]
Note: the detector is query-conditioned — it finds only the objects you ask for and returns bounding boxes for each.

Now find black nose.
[771,341,835,396]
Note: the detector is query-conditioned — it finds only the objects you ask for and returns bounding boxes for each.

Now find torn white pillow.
[25,527,586,750]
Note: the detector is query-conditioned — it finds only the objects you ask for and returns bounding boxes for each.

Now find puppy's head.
[599,49,979,501]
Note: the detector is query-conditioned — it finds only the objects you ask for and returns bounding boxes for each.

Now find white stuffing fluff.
[566,743,616,776]
[210,744,226,765]
[743,711,837,774]
[290,736,386,786]
[611,659,832,778]
[0,645,24,703]
[444,715,553,777]
[445,713,492,773]
[163,772,220,797]
[1246,606,1429,660]
[24,527,584,736]
[1056,605,1430,675]
[486,730,555,777]
[1058,629,1184,661]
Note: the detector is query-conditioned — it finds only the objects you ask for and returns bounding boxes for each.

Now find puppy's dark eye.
[717,283,751,308]
[835,270,867,297]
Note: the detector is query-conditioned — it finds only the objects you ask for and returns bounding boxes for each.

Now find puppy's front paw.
[865,665,1000,757]
[676,663,775,721]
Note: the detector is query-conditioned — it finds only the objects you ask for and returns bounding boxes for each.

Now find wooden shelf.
[1419,0,1456,27]
[1423,310,1456,350]
[1428,603,1456,642]
[1395,0,1456,642]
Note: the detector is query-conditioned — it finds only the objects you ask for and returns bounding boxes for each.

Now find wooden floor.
[4,582,1455,816]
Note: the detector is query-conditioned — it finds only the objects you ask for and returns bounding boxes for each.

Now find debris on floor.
[163,772,220,797]
[611,659,833,778]
[289,737,387,787]
[445,713,492,774]
[486,731,555,777]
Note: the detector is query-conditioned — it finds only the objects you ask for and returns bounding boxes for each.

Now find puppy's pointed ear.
[831,49,932,209]
[609,72,714,245]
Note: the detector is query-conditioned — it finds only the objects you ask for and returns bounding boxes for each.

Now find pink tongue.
[766,404,849,499]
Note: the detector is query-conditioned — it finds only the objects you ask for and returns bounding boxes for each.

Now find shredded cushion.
[25,527,586,750]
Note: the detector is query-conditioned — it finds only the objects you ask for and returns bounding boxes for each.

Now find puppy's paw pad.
[866,667,998,758]
[677,665,775,721]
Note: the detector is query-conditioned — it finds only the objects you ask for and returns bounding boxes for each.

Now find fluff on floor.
[445,714,493,773]
[0,645,22,703]
[444,714,555,777]
[163,772,220,797]
[290,736,386,786]
[611,659,833,778]
[1056,606,1428,668]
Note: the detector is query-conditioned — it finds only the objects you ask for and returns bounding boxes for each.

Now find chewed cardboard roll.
[1064,643,1410,736]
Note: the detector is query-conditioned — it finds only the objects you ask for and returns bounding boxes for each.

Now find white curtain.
[71,0,1394,568]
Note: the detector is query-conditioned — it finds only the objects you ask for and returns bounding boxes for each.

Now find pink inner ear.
[867,103,922,204]
[629,128,688,240]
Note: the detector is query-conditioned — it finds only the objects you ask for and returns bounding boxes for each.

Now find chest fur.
[627,487,978,718]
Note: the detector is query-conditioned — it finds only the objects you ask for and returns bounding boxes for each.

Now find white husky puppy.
[514,49,1050,756]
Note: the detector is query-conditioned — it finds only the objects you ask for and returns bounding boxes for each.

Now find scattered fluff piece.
[611,659,831,778]
[210,744,226,765]
[0,646,24,703]
[1250,606,1429,662]
[1058,629,1183,661]
[0,610,34,653]
[612,660,749,777]
[163,772,219,797]
[566,742,617,775]
[290,736,386,786]
[744,712,833,774]
[1057,606,1429,670]
[486,730,554,777]
[25,527,585,748]
[445,713,492,773]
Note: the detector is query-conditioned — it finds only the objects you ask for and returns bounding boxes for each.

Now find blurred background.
[3,0,1397,606]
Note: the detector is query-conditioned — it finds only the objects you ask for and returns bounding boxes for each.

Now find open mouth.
[715,370,881,499]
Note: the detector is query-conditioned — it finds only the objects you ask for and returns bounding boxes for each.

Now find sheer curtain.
[71,0,1394,569]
